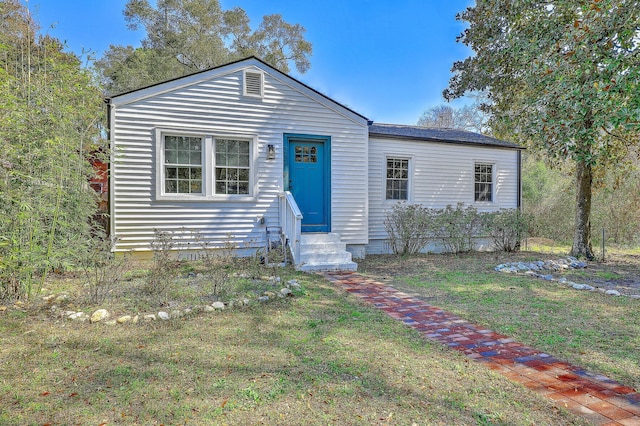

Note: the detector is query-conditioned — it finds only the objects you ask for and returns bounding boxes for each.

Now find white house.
[107,57,522,271]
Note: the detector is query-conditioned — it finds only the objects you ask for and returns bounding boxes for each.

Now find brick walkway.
[324,271,640,426]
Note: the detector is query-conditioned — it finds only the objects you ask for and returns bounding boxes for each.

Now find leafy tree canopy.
[445,0,640,258]
[418,93,490,133]
[96,0,313,95]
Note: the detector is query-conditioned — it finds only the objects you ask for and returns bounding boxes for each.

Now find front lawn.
[359,250,640,393]
[0,258,586,425]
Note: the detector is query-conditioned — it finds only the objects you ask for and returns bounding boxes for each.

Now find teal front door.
[286,136,330,233]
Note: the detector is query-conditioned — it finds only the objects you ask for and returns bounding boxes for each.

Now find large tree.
[418,93,490,133]
[445,0,640,258]
[96,0,312,95]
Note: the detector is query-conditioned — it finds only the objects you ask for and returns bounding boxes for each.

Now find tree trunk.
[570,159,594,259]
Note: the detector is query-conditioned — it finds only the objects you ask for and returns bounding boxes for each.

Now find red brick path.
[324,271,640,426]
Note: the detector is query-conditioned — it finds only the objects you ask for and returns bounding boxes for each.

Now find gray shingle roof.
[368,123,522,149]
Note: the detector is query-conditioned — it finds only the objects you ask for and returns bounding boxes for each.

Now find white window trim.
[383,155,412,203]
[243,69,264,98]
[473,161,495,204]
[155,128,258,202]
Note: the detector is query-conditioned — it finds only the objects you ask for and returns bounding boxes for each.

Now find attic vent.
[244,71,263,98]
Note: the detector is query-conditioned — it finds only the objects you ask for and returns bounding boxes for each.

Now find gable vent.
[244,71,263,98]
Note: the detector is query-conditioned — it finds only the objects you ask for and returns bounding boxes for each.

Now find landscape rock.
[279,288,293,298]
[132,315,139,324]
[605,290,621,296]
[117,315,132,324]
[203,305,215,312]
[55,294,69,303]
[287,279,301,290]
[90,309,110,323]
[105,320,117,326]
[212,301,225,310]
[68,312,86,321]
[158,311,170,320]
[143,314,157,321]
[258,296,269,302]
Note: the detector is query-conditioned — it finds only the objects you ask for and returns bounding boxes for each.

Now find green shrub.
[435,203,482,254]
[384,203,435,255]
[77,232,129,304]
[482,209,531,252]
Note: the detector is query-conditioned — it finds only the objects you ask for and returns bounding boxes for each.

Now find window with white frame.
[214,139,251,195]
[163,135,203,194]
[157,131,255,200]
[386,158,409,200]
[474,163,493,202]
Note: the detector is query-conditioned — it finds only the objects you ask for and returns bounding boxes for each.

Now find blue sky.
[26,0,475,125]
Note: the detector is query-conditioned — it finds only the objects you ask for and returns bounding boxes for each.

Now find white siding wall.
[111,63,368,253]
[367,136,520,254]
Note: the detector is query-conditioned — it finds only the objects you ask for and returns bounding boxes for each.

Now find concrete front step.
[296,232,357,272]
[297,261,358,272]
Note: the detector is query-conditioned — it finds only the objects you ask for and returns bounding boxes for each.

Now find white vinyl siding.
[110,60,368,253]
[367,137,519,254]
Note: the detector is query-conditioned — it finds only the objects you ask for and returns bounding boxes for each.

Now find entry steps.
[296,233,357,272]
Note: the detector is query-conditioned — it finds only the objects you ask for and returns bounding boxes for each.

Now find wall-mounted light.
[267,144,275,160]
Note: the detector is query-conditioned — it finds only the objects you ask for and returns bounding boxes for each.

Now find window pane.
[238,168,249,181]
[213,139,252,196]
[190,181,202,193]
[166,167,177,179]
[216,168,227,180]
[165,150,177,164]
[165,180,177,193]
[386,157,409,200]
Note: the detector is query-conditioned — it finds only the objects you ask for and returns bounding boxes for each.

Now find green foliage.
[385,203,527,255]
[145,229,180,301]
[482,209,532,252]
[446,0,640,258]
[76,232,129,304]
[0,0,104,300]
[384,203,435,255]
[436,203,482,254]
[96,0,313,95]
[522,154,640,246]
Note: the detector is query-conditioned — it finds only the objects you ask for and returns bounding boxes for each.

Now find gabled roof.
[106,56,368,123]
[368,123,522,149]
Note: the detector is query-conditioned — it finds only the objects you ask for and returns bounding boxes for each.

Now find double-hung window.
[163,135,203,194]
[386,158,409,200]
[474,163,493,202]
[214,139,251,195]
[157,131,255,200]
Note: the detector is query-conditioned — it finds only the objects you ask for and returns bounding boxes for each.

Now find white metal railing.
[279,191,303,265]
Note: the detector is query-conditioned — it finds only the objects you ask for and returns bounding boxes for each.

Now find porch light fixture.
[267,144,276,160]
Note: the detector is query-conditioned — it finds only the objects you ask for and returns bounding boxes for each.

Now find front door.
[286,135,330,233]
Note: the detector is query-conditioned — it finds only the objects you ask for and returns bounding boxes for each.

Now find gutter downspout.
[105,98,113,238]
[517,150,522,210]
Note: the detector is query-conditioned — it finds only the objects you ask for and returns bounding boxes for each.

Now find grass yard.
[0,258,587,425]
[359,250,640,394]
